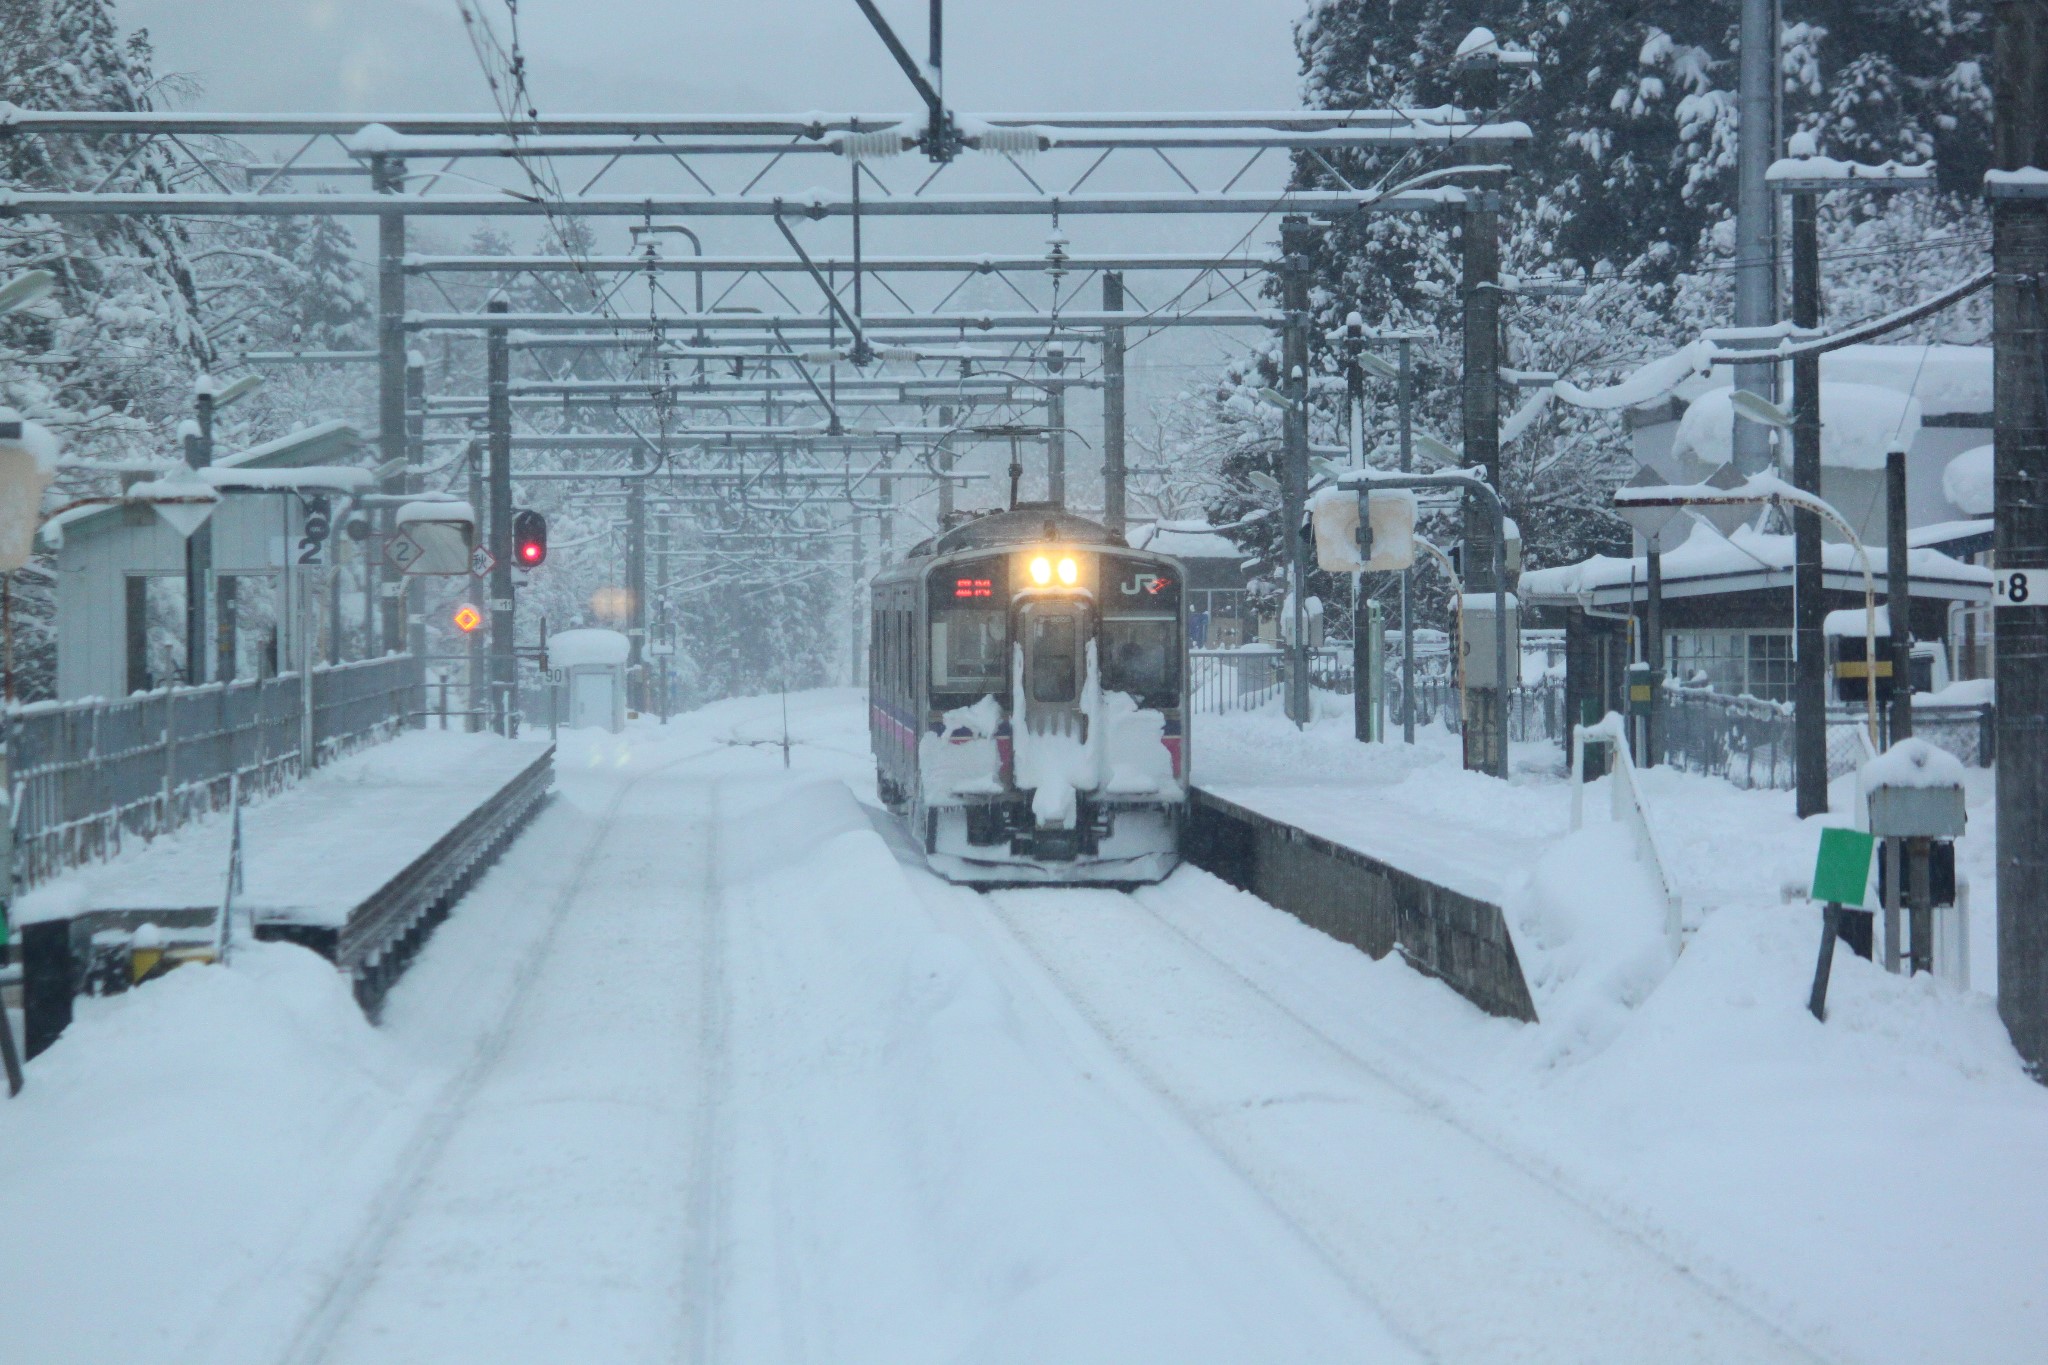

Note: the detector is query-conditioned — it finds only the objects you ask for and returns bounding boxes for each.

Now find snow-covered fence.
[1571,713,1684,954]
[1657,686,1798,790]
[6,656,414,888]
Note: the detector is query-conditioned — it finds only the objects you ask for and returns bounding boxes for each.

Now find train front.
[919,526,1187,884]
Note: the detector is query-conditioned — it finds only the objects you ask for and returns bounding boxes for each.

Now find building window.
[1666,629,1794,703]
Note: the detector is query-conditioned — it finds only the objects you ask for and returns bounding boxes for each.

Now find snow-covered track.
[970,881,1837,1365]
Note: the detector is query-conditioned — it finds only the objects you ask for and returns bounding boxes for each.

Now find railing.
[6,656,415,888]
[1572,712,1684,953]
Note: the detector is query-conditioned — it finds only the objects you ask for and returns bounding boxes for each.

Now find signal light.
[452,604,483,633]
[511,508,548,568]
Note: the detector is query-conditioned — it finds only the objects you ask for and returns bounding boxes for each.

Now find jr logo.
[1121,573,1170,596]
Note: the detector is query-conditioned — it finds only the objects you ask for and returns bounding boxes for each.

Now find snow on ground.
[0,688,2040,1364]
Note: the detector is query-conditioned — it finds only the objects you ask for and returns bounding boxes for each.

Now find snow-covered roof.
[1822,605,1889,637]
[215,419,363,470]
[1519,520,1991,608]
[1909,517,1992,551]
[1674,382,1920,471]
[549,628,630,668]
[1942,444,1993,516]
[397,498,474,527]
[1129,521,1240,559]
[202,465,372,494]
[1643,344,1993,420]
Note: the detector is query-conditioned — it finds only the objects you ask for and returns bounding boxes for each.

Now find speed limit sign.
[1994,569,2042,607]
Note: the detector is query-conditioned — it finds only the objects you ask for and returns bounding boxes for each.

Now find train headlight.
[1056,556,1079,585]
[1029,555,1053,585]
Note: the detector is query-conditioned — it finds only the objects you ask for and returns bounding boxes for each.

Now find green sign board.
[1810,826,1876,906]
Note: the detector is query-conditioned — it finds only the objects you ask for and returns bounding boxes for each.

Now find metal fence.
[1652,689,1996,792]
[7,656,415,888]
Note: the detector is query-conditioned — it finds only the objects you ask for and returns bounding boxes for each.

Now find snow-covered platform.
[16,732,553,1004]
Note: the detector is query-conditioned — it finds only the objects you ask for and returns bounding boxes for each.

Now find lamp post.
[184,372,261,685]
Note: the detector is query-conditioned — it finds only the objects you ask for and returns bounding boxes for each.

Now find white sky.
[122,0,1317,513]
[128,0,1310,115]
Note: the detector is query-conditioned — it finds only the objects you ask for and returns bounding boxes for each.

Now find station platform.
[13,731,554,1031]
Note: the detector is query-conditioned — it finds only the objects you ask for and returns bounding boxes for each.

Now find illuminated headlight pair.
[1029,555,1079,586]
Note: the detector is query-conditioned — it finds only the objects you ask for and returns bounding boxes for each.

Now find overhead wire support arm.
[849,0,958,161]
[771,211,870,362]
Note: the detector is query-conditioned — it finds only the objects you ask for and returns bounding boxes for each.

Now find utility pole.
[626,441,646,712]
[1457,42,1505,773]
[1280,216,1314,727]
[1731,0,1781,475]
[936,403,956,526]
[373,153,409,657]
[486,299,514,735]
[1790,186,1830,816]
[1045,343,1068,508]
[1346,315,1369,743]
[1991,0,2048,1077]
[1399,337,1416,745]
[1886,446,1914,744]
[404,353,427,703]
[1102,272,1128,538]
[183,383,214,684]
[466,438,485,732]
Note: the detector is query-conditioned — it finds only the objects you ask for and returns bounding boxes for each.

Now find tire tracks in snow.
[974,884,1837,1365]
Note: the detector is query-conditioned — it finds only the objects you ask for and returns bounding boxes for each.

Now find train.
[869,504,1189,884]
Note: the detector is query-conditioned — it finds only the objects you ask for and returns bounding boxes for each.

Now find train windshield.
[1100,616,1179,698]
[932,608,1007,691]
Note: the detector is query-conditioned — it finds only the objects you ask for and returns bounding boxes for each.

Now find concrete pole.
[936,403,956,527]
[403,354,427,710]
[1458,46,1505,773]
[626,445,646,711]
[1399,338,1416,745]
[1790,188,1830,816]
[486,299,515,735]
[1991,0,2048,1074]
[1886,446,1914,744]
[184,390,213,684]
[848,512,865,686]
[1280,216,1314,727]
[1045,371,1067,508]
[1645,538,1663,764]
[466,439,484,731]
[1102,272,1128,538]
[374,153,409,657]
[1732,0,1782,476]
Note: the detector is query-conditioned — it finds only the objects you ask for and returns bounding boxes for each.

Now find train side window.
[1101,616,1179,699]
[931,608,1006,691]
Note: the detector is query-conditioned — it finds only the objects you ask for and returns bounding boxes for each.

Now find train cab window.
[1101,616,1179,699]
[1026,613,1081,704]
[932,609,1006,690]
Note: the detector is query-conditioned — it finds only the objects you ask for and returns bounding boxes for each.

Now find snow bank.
[0,943,408,1362]
[1943,443,1994,516]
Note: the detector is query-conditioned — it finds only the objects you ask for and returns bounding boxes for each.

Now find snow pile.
[0,943,407,1361]
[1010,642,1101,827]
[1101,690,1176,794]
[1824,344,1991,417]
[1943,443,1994,515]
[548,627,630,668]
[1674,382,1921,471]
[396,498,475,527]
[919,694,1005,798]
[1505,822,1678,1063]
[1551,339,1714,411]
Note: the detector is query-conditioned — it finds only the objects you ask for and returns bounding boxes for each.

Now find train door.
[1016,597,1090,732]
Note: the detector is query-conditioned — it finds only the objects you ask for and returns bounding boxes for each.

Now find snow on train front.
[869,506,1188,884]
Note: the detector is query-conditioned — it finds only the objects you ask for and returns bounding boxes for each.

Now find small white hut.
[549,628,630,732]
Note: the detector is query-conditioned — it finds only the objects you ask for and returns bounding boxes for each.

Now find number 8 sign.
[1994,569,2040,606]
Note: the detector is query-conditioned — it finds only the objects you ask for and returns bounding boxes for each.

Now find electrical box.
[1625,661,1658,717]
[1459,592,1519,691]
[1866,784,1967,840]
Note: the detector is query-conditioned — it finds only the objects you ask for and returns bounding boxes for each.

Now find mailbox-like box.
[1861,738,1968,839]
